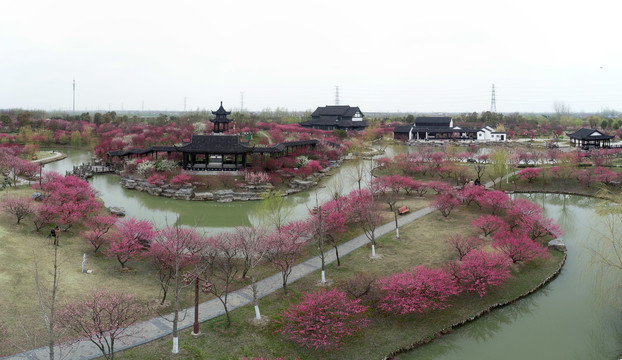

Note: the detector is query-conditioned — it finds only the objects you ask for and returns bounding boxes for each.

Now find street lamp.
[183,272,211,335]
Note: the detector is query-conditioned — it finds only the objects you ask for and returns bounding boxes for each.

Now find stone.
[548,238,566,252]
[108,206,126,216]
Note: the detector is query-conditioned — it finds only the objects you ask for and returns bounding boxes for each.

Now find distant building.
[210,102,233,133]
[300,105,367,131]
[567,128,614,149]
[393,116,506,142]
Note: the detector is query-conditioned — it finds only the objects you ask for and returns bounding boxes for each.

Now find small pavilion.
[210,102,233,133]
[567,128,614,149]
[177,135,251,170]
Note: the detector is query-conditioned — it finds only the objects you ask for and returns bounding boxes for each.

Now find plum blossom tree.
[346,188,381,256]
[448,249,512,297]
[265,221,308,293]
[1,196,34,224]
[378,265,460,315]
[446,234,484,260]
[57,289,143,360]
[80,215,117,253]
[277,288,369,351]
[471,215,508,236]
[518,167,542,183]
[149,226,205,353]
[200,233,241,327]
[492,229,549,263]
[474,190,511,215]
[106,217,156,268]
[232,226,270,320]
[459,185,488,206]
[37,172,101,230]
[432,192,461,217]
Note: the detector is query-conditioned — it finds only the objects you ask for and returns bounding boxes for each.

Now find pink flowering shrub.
[432,192,461,217]
[147,174,166,186]
[378,265,460,314]
[448,250,512,297]
[518,167,542,183]
[170,174,192,186]
[244,171,271,185]
[277,288,369,350]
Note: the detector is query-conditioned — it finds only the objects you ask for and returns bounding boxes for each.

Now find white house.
[477,126,507,142]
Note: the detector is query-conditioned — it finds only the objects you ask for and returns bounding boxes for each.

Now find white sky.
[1,0,621,114]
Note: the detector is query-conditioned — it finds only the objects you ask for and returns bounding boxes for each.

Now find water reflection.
[402,194,622,360]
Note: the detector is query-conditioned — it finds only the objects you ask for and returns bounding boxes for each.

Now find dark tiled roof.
[412,126,455,132]
[567,128,614,140]
[212,101,231,116]
[393,125,412,133]
[311,105,363,117]
[414,117,452,127]
[300,118,367,129]
[178,135,252,154]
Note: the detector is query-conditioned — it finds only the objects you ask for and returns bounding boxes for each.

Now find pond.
[43,148,373,235]
[401,193,622,360]
[44,150,622,359]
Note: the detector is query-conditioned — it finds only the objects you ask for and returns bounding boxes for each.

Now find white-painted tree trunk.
[254,304,261,320]
[172,337,179,354]
[372,244,376,257]
[396,228,400,239]
[321,270,326,283]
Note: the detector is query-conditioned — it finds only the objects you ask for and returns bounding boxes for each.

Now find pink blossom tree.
[474,190,511,215]
[492,230,549,263]
[432,192,461,217]
[200,233,241,327]
[1,196,34,224]
[106,217,155,268]
[345,188,382,256]
[80,215,118,253]
[471,215,508,236]
[56,289,143,360]
[277,288,369,350]
[265,220,308,293]
[518,167,542,183]
[149,226,205,353]
[446,234,484,260]
[36,172,101,230]
[169,173,192,186]
[459,184,487,206]
[448,249,512,297]
[231,226,270,320]
[378,265,460,314]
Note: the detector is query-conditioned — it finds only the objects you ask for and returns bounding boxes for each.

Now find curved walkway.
[5,177,505,360]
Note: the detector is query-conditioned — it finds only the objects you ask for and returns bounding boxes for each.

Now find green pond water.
[44,149,622,359]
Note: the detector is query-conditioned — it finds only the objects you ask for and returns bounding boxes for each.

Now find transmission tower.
[490,84,497,112]
[184,96,187,112]
[240,92,244,111]
[335,86,340,105]
[72,79,76,113]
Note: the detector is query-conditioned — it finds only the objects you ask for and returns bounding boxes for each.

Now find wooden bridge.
[66,163,116,179]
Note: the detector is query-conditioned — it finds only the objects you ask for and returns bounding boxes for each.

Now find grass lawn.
[0,185,429,357]
[33,150,59,161]
[113,205,565,360]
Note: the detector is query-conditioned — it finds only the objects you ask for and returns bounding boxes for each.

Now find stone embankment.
[119,166,334,202]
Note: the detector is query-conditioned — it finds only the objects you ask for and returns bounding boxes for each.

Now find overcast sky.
[2,0,621,114]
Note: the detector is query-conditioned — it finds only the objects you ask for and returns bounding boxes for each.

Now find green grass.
[113,205,564,360]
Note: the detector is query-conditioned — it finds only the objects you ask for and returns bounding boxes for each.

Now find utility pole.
[335,86,340,105]
[72,79,76,113]
[240,92,244,112]
[184,96,187,112]
[490,84,497,112]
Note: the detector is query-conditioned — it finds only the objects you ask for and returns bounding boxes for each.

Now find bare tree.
[259,190,292,230]
[33,246,61,360]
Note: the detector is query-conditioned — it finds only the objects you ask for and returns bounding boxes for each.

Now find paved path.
[5,175,508,360]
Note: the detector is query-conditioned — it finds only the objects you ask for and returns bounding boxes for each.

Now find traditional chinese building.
[210,101,233,133]
[393,116,506,142]
[567,128,614,149]
[300,105,367,131]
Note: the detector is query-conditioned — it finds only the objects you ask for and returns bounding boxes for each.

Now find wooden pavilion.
[210,102,233,133]
[567,128,614,149]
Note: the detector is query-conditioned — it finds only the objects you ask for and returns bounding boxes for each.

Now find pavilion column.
[221,154,224,169]
[205,153,208,168]
[183,153,187,168]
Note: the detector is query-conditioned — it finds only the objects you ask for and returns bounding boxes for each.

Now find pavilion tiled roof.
[566,128,614,140]
[177,135,252,154]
